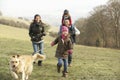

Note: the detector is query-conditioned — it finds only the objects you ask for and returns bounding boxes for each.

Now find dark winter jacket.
[29,22,46,42]
[53,35,73,58]
[68,25,76,43]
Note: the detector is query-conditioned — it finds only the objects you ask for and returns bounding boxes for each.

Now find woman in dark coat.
[29,14,46,66]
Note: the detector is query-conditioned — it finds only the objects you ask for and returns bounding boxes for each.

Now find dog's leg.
[25,74,29,80]
[22,71,25,80]
[25,65,33,80]
[11,71,19,80]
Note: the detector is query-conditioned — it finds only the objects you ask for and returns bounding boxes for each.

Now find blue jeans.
[58,58,67,72]
[32,41,44,54]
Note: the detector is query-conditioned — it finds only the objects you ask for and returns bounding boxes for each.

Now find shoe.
[68,64,72,67]
[66,71,68,73]
[33,62,36,64]
[38,61,42,66]
[57,64,62,73]
[62,71,68,77]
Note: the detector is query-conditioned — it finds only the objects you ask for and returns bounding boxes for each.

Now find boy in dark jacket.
[51,26,73,77]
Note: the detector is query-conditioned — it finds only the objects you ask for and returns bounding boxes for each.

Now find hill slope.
[0,24,120,80]
[0,16,30,25]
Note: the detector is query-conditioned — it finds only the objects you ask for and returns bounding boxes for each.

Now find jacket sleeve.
[29,23,33,37]
[69,25,76,36]
[62,16,64,25]
[41,24,46,36]
[42,26,45,34]
[53,37,59,45]
[74,26,80,35]
[69,16,72,25]
[68,39,73,50]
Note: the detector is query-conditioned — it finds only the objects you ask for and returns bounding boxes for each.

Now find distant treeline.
[75,0,120,48]
[0,18,29,29]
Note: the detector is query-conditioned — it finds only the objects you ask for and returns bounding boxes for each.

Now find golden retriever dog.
[9,53,45,80]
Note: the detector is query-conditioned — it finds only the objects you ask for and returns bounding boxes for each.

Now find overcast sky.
[0,0,108,25]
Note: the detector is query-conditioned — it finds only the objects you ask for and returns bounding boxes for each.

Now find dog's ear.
[17,55,20,58]
[12,56,15,58]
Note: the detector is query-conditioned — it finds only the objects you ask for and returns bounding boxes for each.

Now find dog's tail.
[32,53,46,61]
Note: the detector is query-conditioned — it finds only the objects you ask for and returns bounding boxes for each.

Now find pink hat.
[62,26,68,32]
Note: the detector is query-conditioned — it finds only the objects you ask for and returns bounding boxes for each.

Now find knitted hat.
[62,26,68,32]
[64,9,69,14]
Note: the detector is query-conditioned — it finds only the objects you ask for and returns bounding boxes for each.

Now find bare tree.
[106,0,120,48]
[90,5,110,47]
[74,0,120,48]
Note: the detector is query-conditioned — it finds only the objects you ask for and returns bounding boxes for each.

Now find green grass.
[0,24,120,80]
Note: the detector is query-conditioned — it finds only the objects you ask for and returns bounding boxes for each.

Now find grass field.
[0,24,120,80]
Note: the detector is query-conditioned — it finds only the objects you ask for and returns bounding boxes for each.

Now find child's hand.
[51,42,54,46]
[63,54,68,58]
[67,49,73,54]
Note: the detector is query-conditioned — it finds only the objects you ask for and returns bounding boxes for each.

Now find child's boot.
[62,71,68,77]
